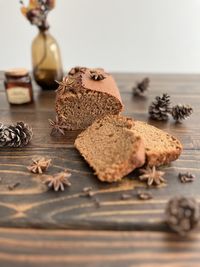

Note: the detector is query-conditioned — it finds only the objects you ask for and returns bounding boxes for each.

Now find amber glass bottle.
[32,30,63,90]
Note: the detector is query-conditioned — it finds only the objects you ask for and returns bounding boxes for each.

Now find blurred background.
[0,0,200,73]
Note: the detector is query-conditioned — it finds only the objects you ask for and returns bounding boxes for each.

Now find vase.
[32,30,63,90]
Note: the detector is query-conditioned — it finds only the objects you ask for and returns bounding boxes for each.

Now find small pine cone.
[3,122,33,148]
[171,104,193,122]
[133,77,150,96]
[166,196,200,236]
[0,123,8,147]
[149,93,171,121]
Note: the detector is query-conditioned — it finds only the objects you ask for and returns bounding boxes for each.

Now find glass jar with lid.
[4,68,34,105]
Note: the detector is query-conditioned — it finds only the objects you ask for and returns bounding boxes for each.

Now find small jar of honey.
[4,68,34,105]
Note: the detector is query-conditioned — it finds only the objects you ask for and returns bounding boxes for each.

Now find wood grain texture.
[0,72,200,231]
[0,228,200,267]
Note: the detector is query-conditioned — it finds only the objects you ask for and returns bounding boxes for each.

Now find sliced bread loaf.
[75,116,145,182]
[55,67,123,130]
[132,121,182,167]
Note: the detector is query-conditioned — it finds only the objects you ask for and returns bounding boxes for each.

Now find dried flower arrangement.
[19,0,63,90]
[20,0,55,31]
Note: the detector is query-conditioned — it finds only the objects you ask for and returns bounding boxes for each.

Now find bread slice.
[132,121,182,167]
[75,116,145,182]
[55,67,123,130]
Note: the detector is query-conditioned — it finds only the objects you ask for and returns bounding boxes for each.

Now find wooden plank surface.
[0,72,200,230]
[0,227,199,267]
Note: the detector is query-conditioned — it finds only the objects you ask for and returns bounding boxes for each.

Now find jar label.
[7,87,31,104]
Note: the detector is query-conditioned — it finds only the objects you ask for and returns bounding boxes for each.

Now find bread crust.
[81,68,123,106]
[132,121,183,167]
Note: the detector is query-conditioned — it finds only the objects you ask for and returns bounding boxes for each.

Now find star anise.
[48,116,67,136]
[68,66,86,76]
[139,166,166,186]
[27,157,52,174]
[90,70,106,81]
[43,170,71,191]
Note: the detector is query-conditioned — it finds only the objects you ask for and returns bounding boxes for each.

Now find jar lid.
[5,68,29,78]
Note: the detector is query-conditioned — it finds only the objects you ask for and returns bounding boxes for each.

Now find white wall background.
[0,0,200,73]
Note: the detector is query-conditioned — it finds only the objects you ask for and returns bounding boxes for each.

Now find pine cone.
[171,104,193,122]
[149,93,171,121]
[0,123,8,147]
[0,123,4,135]
[0,122,33,148]
[166,196,200,236]
[133,77,150,96]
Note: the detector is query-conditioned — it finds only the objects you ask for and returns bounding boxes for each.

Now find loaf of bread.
[132,121,182,167]
[55,67,123,130]
[75,115,145,182]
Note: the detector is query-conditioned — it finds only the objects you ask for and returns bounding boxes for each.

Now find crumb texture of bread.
[75,116,145,183]
[55,68,123,130]
[132,121,183,166]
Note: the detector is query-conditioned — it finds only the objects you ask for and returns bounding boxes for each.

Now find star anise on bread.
[90,70,106,81]
[48,116,67,136]
[43,170,71,191]
[27,157,52,174]
[139,166,166,186]
[68,66,86,76]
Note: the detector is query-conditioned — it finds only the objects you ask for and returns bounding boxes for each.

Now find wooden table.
[0,72,200,266]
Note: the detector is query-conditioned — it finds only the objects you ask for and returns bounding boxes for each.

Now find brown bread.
[132,121,183,166]
[75,116,145,183]
[55,67,123,130]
